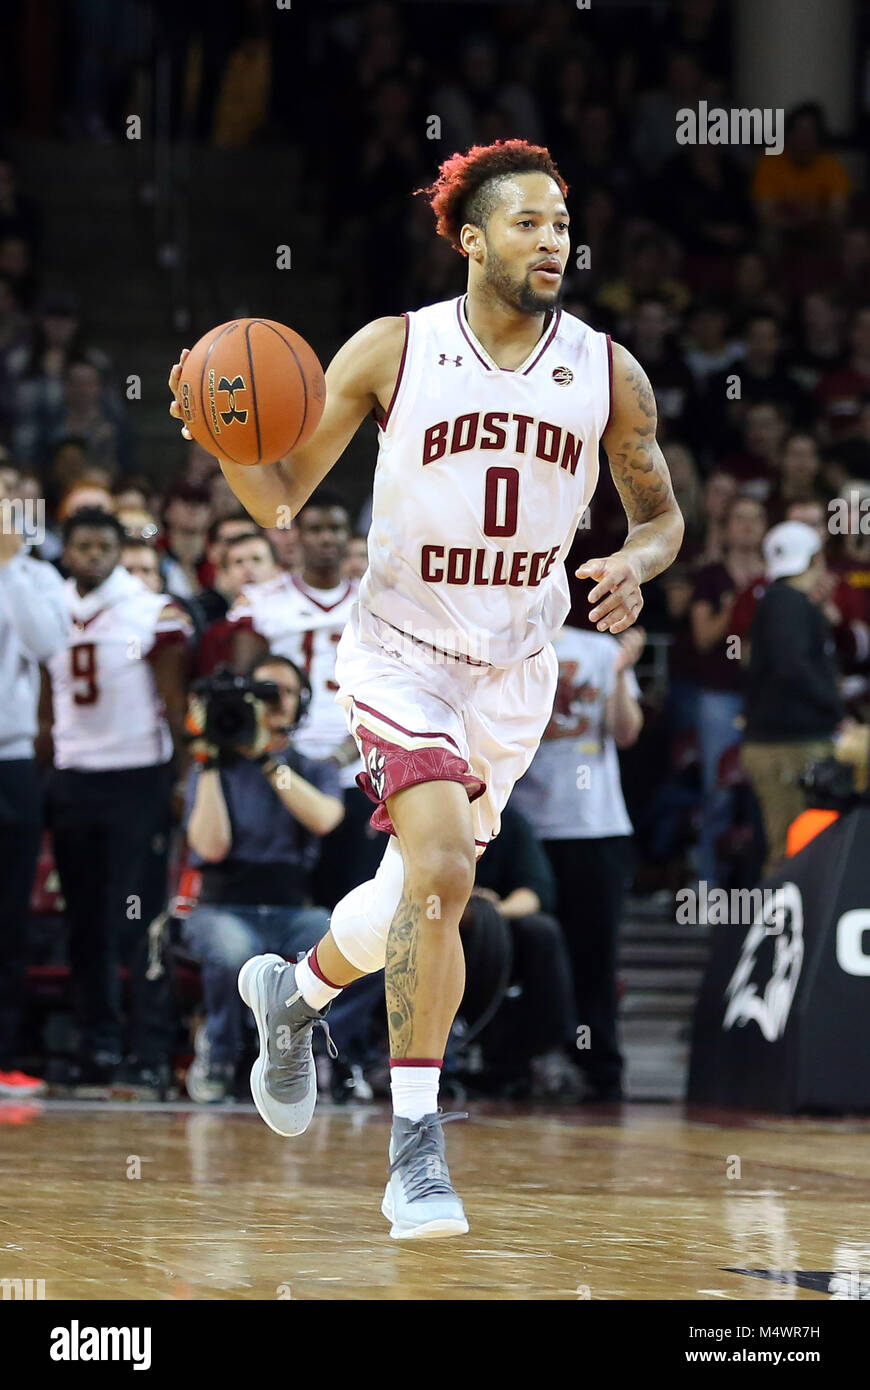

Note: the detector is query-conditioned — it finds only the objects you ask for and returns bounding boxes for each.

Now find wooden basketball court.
[3,1100,869,1300]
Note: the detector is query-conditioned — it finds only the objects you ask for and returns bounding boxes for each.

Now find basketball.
[178,318,326,466]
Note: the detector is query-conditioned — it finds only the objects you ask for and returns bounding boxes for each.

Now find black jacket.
[744,581,844,742]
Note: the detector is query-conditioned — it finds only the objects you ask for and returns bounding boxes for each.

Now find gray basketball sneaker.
[238,953,336,1137]
[381,1111,469,1240]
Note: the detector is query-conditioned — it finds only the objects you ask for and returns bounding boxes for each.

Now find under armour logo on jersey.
[367,745,387,799]
[438,354,463,367]
[552,366,574,386]
[217,375,249,425]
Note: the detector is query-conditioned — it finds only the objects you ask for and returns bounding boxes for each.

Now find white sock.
[390,1065,441,1121]
[294,951,342,1012]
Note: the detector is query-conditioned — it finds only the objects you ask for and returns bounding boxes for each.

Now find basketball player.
[45,508,192,1088]
[226,492,370,903]
[168,141,684,1238]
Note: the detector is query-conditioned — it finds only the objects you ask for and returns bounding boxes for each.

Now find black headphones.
[285,657,312,730]
[252,655,313,732]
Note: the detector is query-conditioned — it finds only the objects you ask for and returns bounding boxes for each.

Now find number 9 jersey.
[359,295,611,667]
[48,566,192,770]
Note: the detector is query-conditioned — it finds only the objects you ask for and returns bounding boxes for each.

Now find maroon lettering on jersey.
[421,543,445,581]
[480,411,509,450]
[540,544,559,581]
[535,421,561,464]
[560,431,583,476]
[527,551,549,587]
[446,547,472,584]
[451,413,479,453]
[513,414,534,452]
[491,551,508,586]
[508,551,529,585]
[422,420,449,465]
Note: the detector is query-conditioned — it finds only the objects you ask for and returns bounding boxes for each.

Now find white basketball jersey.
[49,566,191,771]
[229,572,361,785]
[360,295,611,667]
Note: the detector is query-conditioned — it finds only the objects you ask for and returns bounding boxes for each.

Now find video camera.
[190,668,281,753]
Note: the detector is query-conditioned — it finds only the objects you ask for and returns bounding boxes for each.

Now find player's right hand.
[168,348,192,440]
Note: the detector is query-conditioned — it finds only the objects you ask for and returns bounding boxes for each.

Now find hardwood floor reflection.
[2,1100,869,1300]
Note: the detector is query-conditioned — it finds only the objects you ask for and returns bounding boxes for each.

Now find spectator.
[160,483,213,600]
[729,249,787,324]
[752,102,851,240]
[664,441,704,558]
[183,653,344,1102]
[512,624,645,1102]
[111,476,152,513]
[791,290,846,393]
[43,509,192,1094]
[597,233,691,329]
[194,532,279,675]
[815,305,870,442]
[655,145,753,270]
[715,400,789,497]
[121,536,164,594]
[682,300,742,390]
[342,534,369,581]
[697,469,738,563]
[708,314,810,445]
[767,433,827,522]
[690,495,767,885]
[458,803,579,1099]
[229,492,375,909]
[742,521,845,874]
[0,473,68,1096]
[624,297,695,438]
[264,521,301,571]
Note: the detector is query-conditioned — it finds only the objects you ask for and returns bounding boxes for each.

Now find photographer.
[183,653,344,1102]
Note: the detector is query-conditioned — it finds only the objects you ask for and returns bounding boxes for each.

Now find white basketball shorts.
[334,603,558,858]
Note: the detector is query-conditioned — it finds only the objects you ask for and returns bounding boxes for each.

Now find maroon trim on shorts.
[352,699,464,757]
[352,723,486,838]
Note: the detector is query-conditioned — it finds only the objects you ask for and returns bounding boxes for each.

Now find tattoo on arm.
[605,354,683,581]
[384,890,422,1058]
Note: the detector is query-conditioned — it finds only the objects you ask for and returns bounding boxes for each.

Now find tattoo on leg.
[385,890,422,1058]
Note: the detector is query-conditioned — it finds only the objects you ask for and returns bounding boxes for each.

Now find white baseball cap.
[763,520,822,581]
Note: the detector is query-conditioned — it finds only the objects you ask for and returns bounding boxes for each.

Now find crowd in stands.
[1,0,869,1103]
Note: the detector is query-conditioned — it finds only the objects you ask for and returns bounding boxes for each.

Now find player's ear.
[460,224,483,262]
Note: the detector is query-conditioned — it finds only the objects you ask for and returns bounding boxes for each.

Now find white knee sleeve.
[328,836,405,974]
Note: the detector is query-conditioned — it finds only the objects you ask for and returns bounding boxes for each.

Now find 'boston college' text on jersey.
[360,295,612,666]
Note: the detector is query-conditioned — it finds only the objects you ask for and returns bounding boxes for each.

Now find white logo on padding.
[723,881,804,1041]
[367,746,386,799]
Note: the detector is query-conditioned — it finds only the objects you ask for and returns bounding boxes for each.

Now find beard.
[480,247,564,315]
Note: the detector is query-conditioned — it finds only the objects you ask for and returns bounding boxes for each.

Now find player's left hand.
[576,553,644,634]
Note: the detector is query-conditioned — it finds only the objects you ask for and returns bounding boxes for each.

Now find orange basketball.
[178,318,326,466]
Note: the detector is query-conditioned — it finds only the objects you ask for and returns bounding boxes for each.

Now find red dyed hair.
[416,139,568,256]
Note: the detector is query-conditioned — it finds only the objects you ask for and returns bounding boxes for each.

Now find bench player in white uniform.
[169,140,684,1238]
[45,508,191,1088]
[227,493,379,903]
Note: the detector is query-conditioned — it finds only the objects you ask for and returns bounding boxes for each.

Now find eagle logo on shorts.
[367,746,387,799]
[552,366,574,386]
